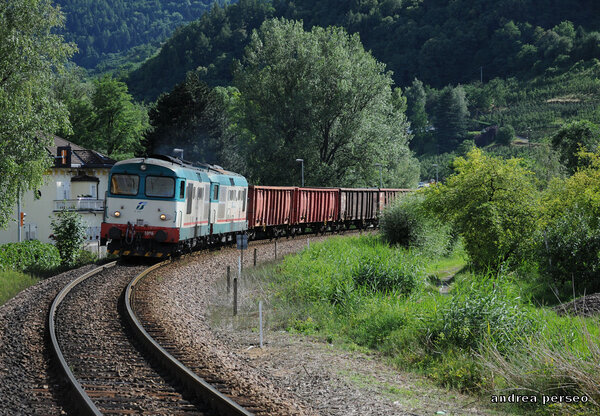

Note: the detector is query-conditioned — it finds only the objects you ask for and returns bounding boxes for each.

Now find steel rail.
[124,261,254,416]
[48,261,117,416]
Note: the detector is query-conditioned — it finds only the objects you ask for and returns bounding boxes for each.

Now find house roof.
[44,134,116,168]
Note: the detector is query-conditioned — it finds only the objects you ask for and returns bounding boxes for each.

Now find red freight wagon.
[292,187,339,226]
[247,186,295,229]
[378,188,411,211]
[339,188,379,226]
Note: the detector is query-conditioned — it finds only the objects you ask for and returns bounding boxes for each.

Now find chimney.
[56,146,72,167]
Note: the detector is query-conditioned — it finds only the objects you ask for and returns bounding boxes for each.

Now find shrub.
[435,274,534,352]
[380,193,453,257]
[51,209,87,266]
[538,206,600,295]
[0,240,60,274]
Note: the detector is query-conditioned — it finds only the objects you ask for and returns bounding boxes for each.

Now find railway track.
[49,260,253,415]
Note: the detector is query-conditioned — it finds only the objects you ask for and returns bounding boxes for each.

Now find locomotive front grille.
[136,219,144,226]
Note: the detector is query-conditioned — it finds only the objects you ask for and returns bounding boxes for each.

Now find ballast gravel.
[0,264,95,415]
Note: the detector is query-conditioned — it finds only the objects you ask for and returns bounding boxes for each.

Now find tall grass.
[479,311,600,412]
[221,231,600,414]
[0,270,39,305]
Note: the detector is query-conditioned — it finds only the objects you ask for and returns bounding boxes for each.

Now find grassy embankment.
[238,234,599,415]
[0,270,39,306]
[0,240,103,306]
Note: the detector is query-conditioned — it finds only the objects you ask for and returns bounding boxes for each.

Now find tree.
[425,149,539,270]
[539,150,600,294]
[56,73,150,160]
[89,75,150,159]
[143,72,231,164]
[233,18,418,187]
[432,85,470,152]
[0,0,75,228]
[551,120,600,172]
[405,78,430,154]
[496,125,515,146]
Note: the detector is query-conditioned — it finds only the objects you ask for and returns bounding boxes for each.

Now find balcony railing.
[54,199,104,212]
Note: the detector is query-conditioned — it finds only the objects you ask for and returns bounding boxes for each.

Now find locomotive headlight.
[140,164,147,171]
[113,210,121,218]
[159,213,167,221]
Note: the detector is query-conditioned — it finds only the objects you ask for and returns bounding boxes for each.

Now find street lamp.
[374,163,383,188]
[432,163,439,183]
[295,159,304,187]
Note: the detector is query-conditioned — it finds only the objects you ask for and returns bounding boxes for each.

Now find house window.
[56,181,70,200]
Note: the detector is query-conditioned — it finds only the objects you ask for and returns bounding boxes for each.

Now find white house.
[0,136,115,248]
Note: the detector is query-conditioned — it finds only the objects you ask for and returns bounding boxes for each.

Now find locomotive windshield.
[111,174,139,195]
[145,176,175,198]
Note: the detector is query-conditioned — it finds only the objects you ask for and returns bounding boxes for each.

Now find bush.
[51,209,87,266]
[0,240,61,274]
[435,274,535,353]
[380,193,453,257]
[538,207,600,295]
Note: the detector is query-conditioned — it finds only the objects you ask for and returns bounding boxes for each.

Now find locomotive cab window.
[111,174,139,195]
[145,176,174,198]
[212,185,219,201]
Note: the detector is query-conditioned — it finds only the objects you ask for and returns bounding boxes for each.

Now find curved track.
[49,261,252,415]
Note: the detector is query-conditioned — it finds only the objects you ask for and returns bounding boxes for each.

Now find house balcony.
[54,198,104,212]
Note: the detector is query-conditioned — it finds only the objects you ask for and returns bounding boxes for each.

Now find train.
[100,155,409,257]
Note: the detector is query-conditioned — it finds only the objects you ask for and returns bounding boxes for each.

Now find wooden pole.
[227,266,230,294]
[253,248,257,266]
[233,277,238,316]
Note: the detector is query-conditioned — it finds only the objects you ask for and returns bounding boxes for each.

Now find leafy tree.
[50,209,87,266]
[143,73,231,164]
[496,125,515,146]
[539,150,600,294]
[0,0,75,228]
[406,78,430,154]
[57,73,150,160]
[90,75,149,159]
[233,18,418,187]
[425,149,539,270]
[551,120,600,172]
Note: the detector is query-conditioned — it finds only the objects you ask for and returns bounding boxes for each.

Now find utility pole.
[374,164,383,188]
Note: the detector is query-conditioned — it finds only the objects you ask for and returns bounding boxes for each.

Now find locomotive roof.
[112,156,247,186]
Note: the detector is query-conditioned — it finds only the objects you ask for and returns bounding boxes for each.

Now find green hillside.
[53,0,227,70]
[126,0,600,101]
